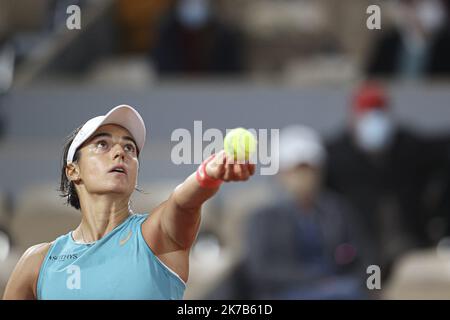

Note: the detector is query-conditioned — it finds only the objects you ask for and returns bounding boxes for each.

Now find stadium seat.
[10,183,80,253]
[383,248,450,299]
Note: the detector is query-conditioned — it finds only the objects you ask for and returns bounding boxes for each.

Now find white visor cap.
[279,125,326,171]
[66,105,146,164]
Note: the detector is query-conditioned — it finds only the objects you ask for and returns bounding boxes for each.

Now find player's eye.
[96,140,108,149]
[124,143,136,154]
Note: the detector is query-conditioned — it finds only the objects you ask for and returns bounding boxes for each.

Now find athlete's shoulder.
[18,242,53,284]
[22,242,53,262]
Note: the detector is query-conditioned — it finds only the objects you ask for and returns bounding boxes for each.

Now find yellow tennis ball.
[224,128,257,162]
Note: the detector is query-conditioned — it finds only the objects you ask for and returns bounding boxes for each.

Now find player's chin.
[104,181,134,195]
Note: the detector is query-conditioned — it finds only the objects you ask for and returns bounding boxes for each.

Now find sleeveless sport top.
[37,213,186,299]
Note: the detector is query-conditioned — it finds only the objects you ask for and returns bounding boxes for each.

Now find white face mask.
[177,0,210,29]
[355,110,395,153]
[416,0,446,34]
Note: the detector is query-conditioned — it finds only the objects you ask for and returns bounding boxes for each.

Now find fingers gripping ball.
[224,128,257,162]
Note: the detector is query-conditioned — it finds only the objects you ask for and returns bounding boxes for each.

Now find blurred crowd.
[1,0,450,300]
[0,0,449,84]
[207,82,450,299]
[366,0,450,79]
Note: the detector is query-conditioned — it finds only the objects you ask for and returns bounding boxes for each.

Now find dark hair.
[59,126,83,210]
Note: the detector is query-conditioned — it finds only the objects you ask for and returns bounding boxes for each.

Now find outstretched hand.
[205,150,256,182]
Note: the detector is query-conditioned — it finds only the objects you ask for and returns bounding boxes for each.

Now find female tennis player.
[3,105,255,300]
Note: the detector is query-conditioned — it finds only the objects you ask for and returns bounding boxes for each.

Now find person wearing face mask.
[152,0,244,75]
[366,0,450,79]
[241,125,368,299]
[325,83,447,281]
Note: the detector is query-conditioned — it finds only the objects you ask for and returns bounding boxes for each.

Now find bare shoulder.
[24,242,52,260]
[3,242,52,300]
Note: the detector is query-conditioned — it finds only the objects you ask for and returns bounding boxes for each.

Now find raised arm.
[143,150,255,251]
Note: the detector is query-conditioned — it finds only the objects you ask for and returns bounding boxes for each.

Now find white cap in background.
[279,125,326,171]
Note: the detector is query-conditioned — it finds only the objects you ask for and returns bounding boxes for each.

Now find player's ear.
[66,162,81,182]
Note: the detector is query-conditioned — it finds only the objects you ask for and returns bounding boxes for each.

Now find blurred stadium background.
[1,0,450,299]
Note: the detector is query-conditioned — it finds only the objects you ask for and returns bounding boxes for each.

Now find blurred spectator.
[151,0,244,75]
[0,36,14,95]
[429,136,450,240]
[366,0,450,79]
[0,103,5,143]
[47,0,85,31]
[241,125,368,299]
[116,0,173,53]
[0,35,15,140]
[326,82,448,280]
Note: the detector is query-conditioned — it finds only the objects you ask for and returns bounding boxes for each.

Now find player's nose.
[112,143,126,160]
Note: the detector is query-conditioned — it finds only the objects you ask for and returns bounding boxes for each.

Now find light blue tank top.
[37,213,186,300]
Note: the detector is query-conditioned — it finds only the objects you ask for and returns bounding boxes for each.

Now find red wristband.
[196,154,223,189]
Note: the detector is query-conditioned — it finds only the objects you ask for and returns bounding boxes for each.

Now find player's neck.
[76,195,131,243]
